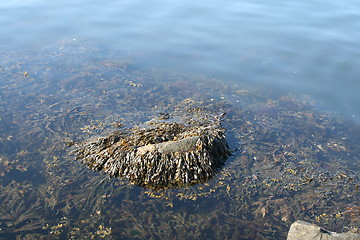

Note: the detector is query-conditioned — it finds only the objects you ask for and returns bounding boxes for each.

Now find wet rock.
[287,220,360,240]
[74,104,231,190]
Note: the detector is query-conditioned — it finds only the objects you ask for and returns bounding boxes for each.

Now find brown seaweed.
[75,108,231,190]
[1,42,359,239]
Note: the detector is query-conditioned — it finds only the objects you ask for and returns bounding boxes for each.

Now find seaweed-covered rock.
[75,105,231,189]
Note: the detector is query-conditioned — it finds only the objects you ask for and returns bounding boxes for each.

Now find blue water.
[1,0,360,122]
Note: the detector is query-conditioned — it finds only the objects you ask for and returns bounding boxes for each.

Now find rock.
[74,103,231,190]
[287,220,360,240]
[136,136,200,155]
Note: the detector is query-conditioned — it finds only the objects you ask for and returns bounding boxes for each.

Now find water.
[2,0,360,119]
[1,0,360,239]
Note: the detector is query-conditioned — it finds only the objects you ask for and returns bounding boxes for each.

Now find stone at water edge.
[287,220,360,240]
[74,111,231,190]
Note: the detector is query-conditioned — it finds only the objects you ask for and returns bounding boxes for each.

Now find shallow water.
[2,0,360,120]
[0,0,360,239]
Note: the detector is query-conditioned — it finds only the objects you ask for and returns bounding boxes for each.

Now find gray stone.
[287,220,360,240]
[136,135,200,155]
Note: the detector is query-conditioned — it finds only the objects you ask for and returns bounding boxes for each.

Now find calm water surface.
[1,0,360,239]
[1,0,360,119]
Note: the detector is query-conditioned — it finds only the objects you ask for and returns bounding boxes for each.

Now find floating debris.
[75,110,231,189]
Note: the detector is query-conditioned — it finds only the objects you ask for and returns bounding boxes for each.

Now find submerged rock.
[74,104,231,189]
[287,220,360,240]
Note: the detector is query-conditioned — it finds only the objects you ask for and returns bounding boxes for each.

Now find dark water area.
[1,0,360,239]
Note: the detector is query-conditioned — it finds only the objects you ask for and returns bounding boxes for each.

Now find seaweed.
[74,101,231,190]
[0,41,359,239]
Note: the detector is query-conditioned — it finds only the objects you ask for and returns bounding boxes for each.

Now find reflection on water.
[0,42,359,239]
